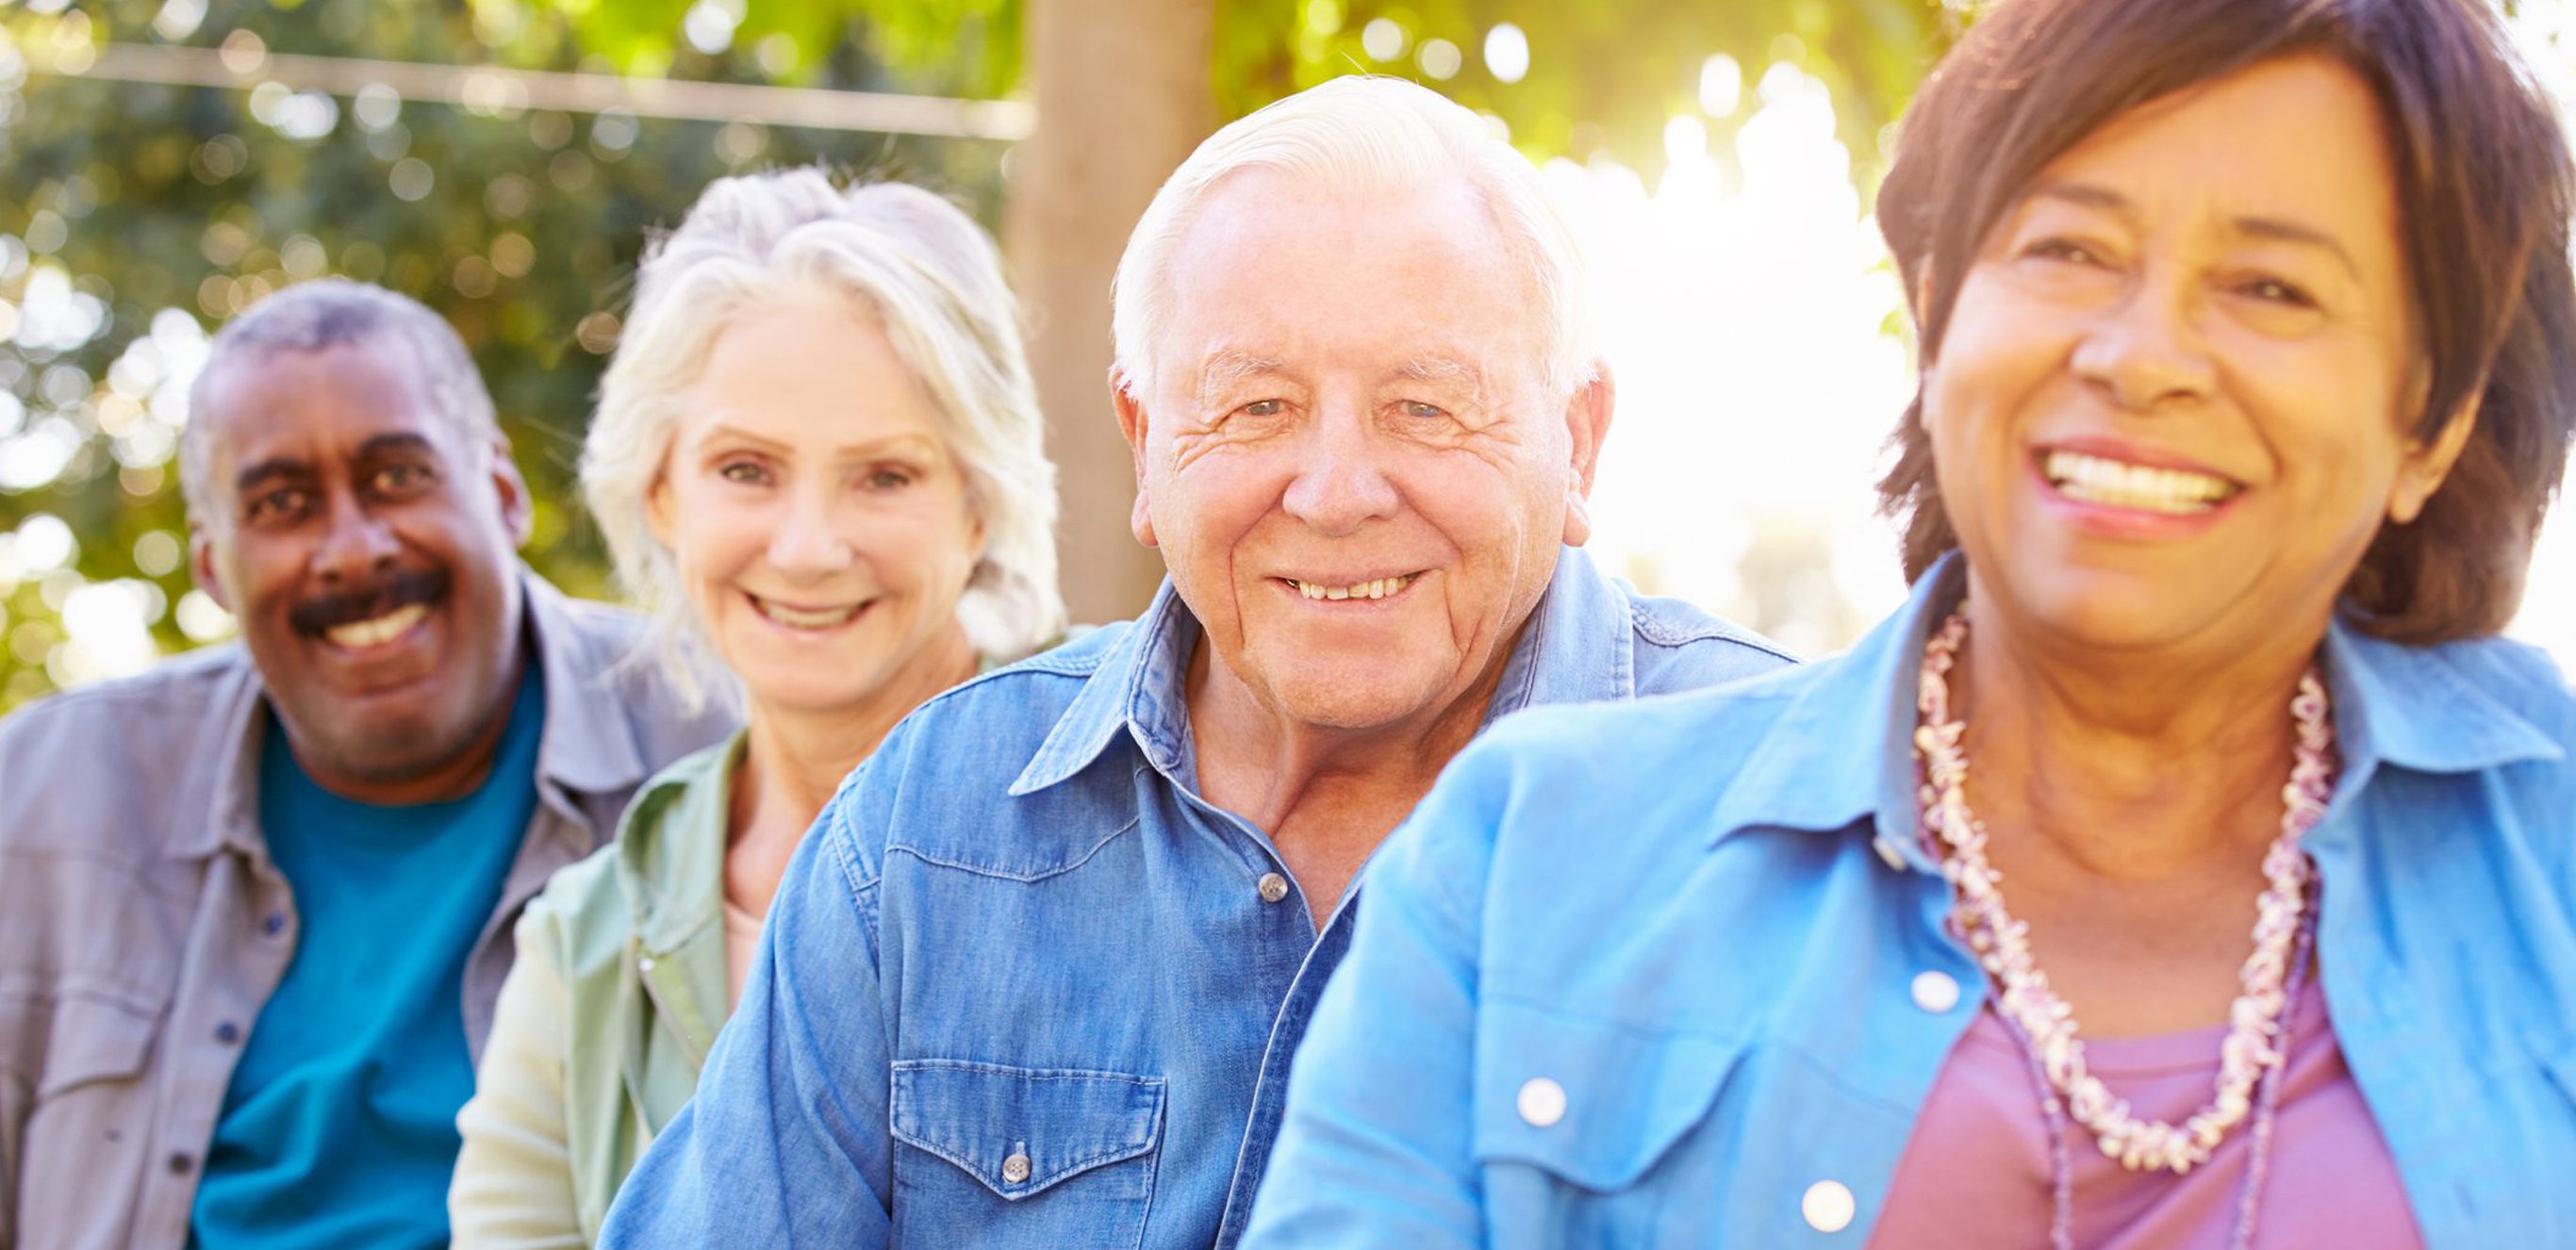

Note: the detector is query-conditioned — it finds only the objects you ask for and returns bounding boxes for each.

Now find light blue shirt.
[1244,553,2576,1250]
[598,547,1792,1249]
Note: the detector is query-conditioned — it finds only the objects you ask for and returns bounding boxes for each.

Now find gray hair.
[180,279,498,523]
[582,168,1064,709]
[1111,75,1596,402]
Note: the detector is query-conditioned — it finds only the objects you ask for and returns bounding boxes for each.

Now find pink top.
[1870,974,2423,1248]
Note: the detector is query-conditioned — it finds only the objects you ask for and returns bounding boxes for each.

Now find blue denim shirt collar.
[1708,550,2566,856]
[1009,546,1639,798]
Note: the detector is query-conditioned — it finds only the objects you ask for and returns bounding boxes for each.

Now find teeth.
[2043,451,2235,516]
[754,597,864,630]
[324,603,427,650]
[1292,574,1416,601]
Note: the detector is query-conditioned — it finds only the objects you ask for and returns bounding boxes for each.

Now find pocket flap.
[890,1060,1164,1200]
[1473,999,1746,1191]
[39,995,159,1098]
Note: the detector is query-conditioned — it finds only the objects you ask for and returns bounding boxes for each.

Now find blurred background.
[0,0,2565,712]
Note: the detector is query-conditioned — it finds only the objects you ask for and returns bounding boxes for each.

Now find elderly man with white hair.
[599,75,1792,1249]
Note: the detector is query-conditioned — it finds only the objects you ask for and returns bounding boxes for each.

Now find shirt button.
[167,1152,194,1175]
[1001,1152,1032,1184]
[1872,834,1908,871]
[261,913,287,937]
[1910,970,1962,1014]
[1256,872,1290,905]
[214,1021,242,1044]
[1515,1077,1566,1127]
[1802,1178,1856,1233]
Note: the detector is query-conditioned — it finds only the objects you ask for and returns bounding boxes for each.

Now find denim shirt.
[1243,553,2576,1250]
[597,547,1792,1249]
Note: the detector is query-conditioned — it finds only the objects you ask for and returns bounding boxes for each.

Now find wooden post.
[1005,0,1214,626]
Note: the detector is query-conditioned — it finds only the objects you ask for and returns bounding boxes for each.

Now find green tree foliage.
[0,0,1944,710]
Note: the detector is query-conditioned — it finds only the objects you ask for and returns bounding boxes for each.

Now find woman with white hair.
[447,168,1062,1249]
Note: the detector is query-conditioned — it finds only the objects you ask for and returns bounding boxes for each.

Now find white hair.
[1111,74,1596,402]
[582,168,1064,709]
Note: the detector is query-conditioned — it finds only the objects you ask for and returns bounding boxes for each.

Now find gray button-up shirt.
[0,572,732,1250]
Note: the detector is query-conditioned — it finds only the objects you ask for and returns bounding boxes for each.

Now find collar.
[185,567,647,860]
[1008,546,1641,798]
[1706,550,2567,857]
[617,732,747,955]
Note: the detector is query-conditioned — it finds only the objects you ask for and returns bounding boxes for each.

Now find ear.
[1110,366,1159,549]
[646,472,677,549]
[189,521,232,614]
[1557,363,1616,548]
[488,433,535,548]
[2386,394,2480,525]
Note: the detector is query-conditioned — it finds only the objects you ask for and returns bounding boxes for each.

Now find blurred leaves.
[0,0,1946,710]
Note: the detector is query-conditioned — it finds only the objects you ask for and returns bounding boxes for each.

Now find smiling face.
[1118,169,1609,733]
[650,294,983,721]
[189,338,532,799]
[1925,54,2474,656]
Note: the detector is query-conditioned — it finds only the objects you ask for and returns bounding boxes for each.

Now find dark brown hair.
[1874,0,2576,642]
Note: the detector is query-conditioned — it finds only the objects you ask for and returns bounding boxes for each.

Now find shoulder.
[2430,633,2576,744]
[0,645,252,851]
[1619,586,1799,693]
[1404,662,1816,883]
[817,621,1140,880]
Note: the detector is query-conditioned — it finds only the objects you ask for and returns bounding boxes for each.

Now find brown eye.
[1241,399,1284,418]
[718,460,769,485]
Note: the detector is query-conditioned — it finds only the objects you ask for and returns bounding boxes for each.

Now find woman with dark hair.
[1240,0,2576,1246]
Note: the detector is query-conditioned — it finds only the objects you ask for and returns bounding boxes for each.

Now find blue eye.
[1241,399,1284,418]
[1399,401,1449,420]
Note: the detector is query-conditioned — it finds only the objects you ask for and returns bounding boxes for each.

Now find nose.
[766,484,854,579]
[1279,405,1401,536]
[2069,272,2217,411]
[310,491,400,586]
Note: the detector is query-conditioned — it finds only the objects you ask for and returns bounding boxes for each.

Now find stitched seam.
[1629,602,1799,663]
[886,815,1144,883]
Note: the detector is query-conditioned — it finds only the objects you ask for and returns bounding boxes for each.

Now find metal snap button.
[1257,872,1290,904]
[1515,1077,1566,1127]
[1910,970,1962,1014]
[1001,1152,1032,1185]
[1803,1179,1856,1233]
[1872,834,1907,871]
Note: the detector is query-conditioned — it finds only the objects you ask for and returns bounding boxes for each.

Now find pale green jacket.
[449,731,743,1249]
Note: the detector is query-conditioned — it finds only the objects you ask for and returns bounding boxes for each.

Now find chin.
[1268,671,1446,734]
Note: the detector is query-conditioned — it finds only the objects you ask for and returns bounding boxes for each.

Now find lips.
[747,591,870,631]
[324,602,428,650]
[291,567,448,652]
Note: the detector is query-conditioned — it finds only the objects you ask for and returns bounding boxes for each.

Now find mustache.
[288,567,448,634]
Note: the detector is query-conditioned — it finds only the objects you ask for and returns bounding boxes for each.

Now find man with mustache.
[0,280,730,1250]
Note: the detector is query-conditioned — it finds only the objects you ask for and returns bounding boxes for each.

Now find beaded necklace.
[1913,609,2338,1248]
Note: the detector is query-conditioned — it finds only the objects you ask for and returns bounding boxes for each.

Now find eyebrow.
[2024,180,2361,279]
[1393,355,1482,387]
[1194,350,1289,405]
[697,421,943,462]
[356,432,439,461]
[233,455,314,498]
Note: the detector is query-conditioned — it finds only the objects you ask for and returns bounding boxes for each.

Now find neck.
[289,653,529,807]
[725,626,979,914]
[1950,577,2328,879]
[1186,631,1512,836]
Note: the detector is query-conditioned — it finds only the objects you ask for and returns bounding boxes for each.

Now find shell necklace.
[1914,608,2337,1184]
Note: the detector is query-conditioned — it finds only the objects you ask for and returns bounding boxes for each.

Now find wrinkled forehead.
[1156,170,1551,394]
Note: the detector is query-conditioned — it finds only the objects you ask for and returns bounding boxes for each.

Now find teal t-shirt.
[190,666,544,1250]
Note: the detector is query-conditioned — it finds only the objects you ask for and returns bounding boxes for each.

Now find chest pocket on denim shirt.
[1473,1000,1748,1247]
[890,1058,1164,1249]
